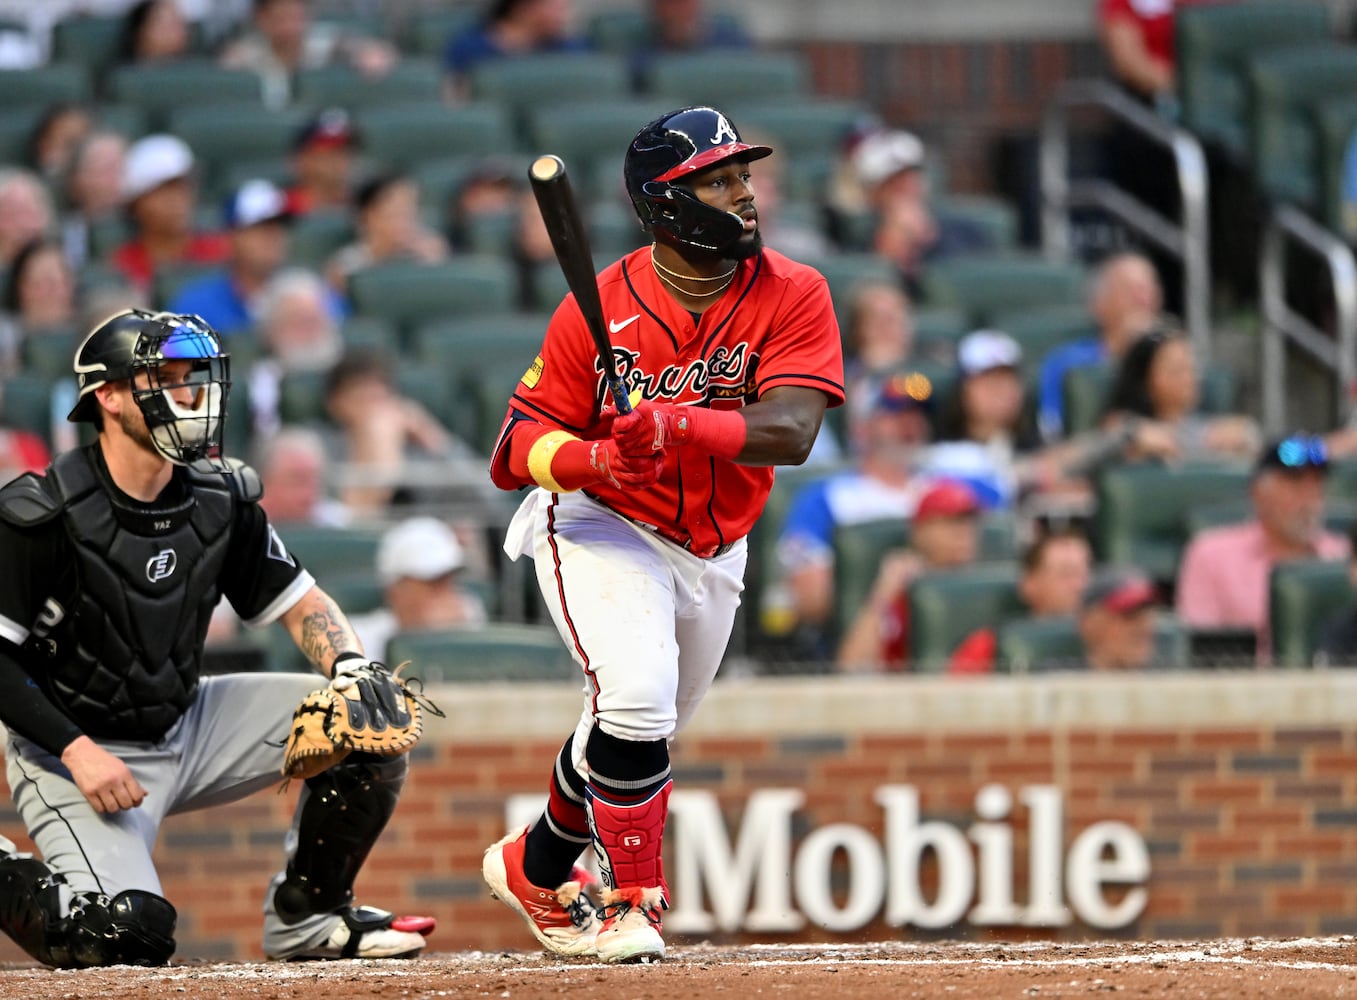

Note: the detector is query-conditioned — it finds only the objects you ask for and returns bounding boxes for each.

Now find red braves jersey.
[491,245,845,555]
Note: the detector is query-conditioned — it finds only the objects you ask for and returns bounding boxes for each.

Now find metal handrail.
[1040,78,1211,357]
[1259,204,1357,435]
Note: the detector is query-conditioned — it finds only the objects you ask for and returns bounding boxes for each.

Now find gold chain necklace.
[650,249,737,299]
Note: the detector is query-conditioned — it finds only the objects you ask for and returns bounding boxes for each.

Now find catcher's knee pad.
[274,755,405,924]
[0,855,175,968]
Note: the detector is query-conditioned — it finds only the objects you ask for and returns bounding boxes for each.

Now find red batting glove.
[588,438,665,489]
[610,400,692,457]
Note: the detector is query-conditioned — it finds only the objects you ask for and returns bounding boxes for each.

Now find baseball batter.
[0,310,432,967]
[481,106,845,963]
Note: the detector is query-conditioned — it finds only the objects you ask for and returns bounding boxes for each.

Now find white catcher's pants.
[506,488,746,765]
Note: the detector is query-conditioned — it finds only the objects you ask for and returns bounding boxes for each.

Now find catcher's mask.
[624,105,772,254]
[69,308,231,466]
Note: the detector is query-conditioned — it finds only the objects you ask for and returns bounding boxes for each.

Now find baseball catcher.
[0,309,435,967]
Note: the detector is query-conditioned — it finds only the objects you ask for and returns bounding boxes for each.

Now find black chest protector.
[37,450,237,742]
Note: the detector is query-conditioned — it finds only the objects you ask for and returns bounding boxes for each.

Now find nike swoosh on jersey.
[609,315,641,333]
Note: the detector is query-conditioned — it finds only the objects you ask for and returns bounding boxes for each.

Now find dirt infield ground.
[3,937,1357,999]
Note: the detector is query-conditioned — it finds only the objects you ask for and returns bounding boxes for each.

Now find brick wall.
[2,674,1356,962]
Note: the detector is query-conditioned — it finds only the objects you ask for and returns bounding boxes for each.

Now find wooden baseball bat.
[528,154,632,416]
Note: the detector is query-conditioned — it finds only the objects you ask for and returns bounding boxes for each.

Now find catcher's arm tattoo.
[279,585,364,677]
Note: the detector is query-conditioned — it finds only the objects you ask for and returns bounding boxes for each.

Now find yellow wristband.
[526,430,580,493]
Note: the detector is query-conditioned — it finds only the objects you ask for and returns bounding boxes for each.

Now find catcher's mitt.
[283,660,442,780]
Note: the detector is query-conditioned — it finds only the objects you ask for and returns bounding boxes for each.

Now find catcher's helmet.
[624,105,772,253]
[69,309,230,466]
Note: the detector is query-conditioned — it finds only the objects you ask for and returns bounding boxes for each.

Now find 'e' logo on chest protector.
[146,549,178,583]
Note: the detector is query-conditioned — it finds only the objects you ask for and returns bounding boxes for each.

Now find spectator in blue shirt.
[1037,251,1162,441]
[443,0,589,98]
[627,0,750,82]
[170,178,340,336]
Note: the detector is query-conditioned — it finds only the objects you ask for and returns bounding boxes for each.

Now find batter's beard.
[725,228,763,261]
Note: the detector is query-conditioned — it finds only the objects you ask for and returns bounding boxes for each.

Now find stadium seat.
[0,374,55,447]
[107,62,263,127]
[340,314,397,354]
[906,565,1024,673]
[412,313,547,384]
[395,360,459,431]
[729,99,871,161]
[1092,462,1253,581]
[274,523,385,585]
[920,254,1087,326]
[644,51,809,106]
[461,208,518,257]
[52,15,125,83]
[1246,44,1357,208]
[911,307,971,357]
[294,59,443,109]
[0,108,43,165]
[802,253,900,329]
[168,106,307,189]
[988,303,1097,368]
[288,209,354,271]
[995,615,1189,674]
[404,7,481,58]
[355,102,514,169]
[1062,364,1113,435]
[470,53,631,141]
[152,263,219,311]
[587,9,748,56]
[933,195,1020,253]
[527,254,614,314]
[0,63,93,108]
[1176,0,1332,159]
[347,258,518,334]
[831,517,1017,646]
[1270,559,1355,668]
[525,99,673,196]
[21,331,80,382]
[385,624,578,682]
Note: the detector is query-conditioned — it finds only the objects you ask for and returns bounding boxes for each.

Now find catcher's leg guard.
[0,853,176,968]
[272,753,407,923]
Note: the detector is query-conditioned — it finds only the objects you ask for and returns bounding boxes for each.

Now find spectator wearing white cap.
[110,134,228,294]
[349,516,488,661]
[167,177,311,336]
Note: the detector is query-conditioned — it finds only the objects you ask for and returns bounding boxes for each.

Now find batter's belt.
[594,495,738,559]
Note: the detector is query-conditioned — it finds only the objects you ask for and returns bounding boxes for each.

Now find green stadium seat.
[412,313,548,385]
[1176,1,1332,159]
[348,258,518,334]
[933,195,1020,253]
[385,624,577,682]
[1270,559,1355,668]
[527,254,613,314]
[395,360,459,430]
[274,523,384,586]
[995,615,1189,674]
[294,59,443,109]
[0,108,43,165]
[462,207,518,256]
[94,103,150,141]
[210,156,293,206]
[52,15,125,82]
[525,99,672,196]
[340,315,397,354]
[470,54,631,140]
[168,105,307,188]
[906,565,1024,673]
[152,263,219,311]
[355,102,514,169]
[729,99,871,161]
[590,198,647,256]
[644,51,809,106]
[988,303,1096,368]
[1093,462,1253,581]
[801,253,899,329]
[405,8,481,58]
[289,209,354,271]
[21,330,80,382]
[0,63,93,108]
[107,62,262,127]
[322,573,385,616]
[920,254,1087,326]
[1246,44,1357,208]
[1062,363,1113,435]
[0,374,54,447]
[912,307,972,356]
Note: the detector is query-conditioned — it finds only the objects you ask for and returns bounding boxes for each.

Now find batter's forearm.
[280,585,364,676]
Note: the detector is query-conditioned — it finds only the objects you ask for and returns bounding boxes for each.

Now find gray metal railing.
[1040,78,1211,357]
[1259,204,1357,435]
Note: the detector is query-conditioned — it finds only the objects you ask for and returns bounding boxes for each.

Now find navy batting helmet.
[69,309,230,465]
[624,106,772,253]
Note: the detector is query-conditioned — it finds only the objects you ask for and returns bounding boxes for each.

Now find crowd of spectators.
[0,0,1352,676]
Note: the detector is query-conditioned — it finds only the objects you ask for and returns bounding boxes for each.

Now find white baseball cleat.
[594,886,665,964]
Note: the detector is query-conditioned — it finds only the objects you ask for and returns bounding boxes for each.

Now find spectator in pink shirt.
[1176,434,1349,654]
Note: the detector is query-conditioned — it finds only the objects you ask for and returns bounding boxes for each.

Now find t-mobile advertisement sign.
[505,783,1150,933]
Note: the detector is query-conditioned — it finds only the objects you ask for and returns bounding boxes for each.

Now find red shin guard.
[586,780,672,904]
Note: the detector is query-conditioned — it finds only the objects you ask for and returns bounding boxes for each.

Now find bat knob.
[530,155,566,183]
